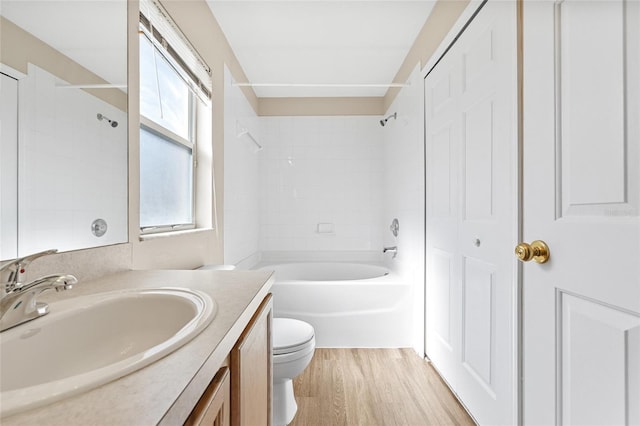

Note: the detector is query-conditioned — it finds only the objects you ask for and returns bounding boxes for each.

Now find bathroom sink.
[0,287,216,416]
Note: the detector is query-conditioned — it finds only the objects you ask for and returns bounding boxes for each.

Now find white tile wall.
[259,115,384,252]
[18,64,127,256]
[1,72,19,260]
[219,71,422,350]
[223,66,261,266]
[381,65,426,354]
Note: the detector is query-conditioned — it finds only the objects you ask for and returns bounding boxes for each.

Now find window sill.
[139,227,214,242]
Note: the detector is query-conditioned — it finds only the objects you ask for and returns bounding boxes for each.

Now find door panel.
[560,293,640,425]
[462,28,493,92]
[462,257,494,388]
[463,99,494,221]
[432,127,454,218]
[523,0,640,424]
[558,0,633,215]
[430,249,454,349]
[425,1,518,424]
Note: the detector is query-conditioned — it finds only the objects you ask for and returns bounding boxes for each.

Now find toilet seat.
[273,318,315,355]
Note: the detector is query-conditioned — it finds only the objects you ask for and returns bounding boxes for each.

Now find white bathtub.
[257,262,412,348]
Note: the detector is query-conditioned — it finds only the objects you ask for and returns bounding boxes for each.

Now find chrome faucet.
[1,250,76,332]
[1,249,58,293]
[383,246,398,258]
[1,275,76,331]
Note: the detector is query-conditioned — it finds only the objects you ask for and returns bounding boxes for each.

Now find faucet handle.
[1,249,58,290]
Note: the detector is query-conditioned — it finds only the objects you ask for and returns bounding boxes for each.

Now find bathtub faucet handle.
[383,246,398,259]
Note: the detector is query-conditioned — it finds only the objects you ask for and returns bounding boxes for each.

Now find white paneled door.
[424,1,518,424]
[522,1,640,424]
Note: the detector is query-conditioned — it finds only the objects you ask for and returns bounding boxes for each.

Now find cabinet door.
[185,367,231,426]
[231,294,273,426]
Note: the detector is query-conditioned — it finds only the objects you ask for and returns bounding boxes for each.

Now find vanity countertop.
[1,269,274,425]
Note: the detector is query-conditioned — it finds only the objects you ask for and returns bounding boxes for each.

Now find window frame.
[139,28,198,235]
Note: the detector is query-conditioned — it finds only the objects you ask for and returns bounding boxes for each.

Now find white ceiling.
[1,1,127,87]
[2,1,434,98]
[205,1,436,98]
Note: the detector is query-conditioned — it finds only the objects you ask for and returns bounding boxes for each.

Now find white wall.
[381,65,425,354]
[18,64,128,255]
[259,116,384,253]
[1,72,19,260]
[223,66,261,267]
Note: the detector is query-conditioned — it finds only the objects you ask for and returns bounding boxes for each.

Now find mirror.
[0,1,128,259]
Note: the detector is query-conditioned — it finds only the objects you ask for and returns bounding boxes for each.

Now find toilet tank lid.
[273,318,315,351]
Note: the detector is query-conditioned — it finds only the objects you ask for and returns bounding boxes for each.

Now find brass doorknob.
[515,240,550,264]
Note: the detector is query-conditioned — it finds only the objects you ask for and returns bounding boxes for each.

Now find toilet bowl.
[273,318,316,426]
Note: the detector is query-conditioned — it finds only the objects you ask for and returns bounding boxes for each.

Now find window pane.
[140,127,193,227]
[139,34,191,140]
[139,35,162,121]
[155,52,190,139]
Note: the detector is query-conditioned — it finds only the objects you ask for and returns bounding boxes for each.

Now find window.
[139,33,195,231]
[139,0,211,234]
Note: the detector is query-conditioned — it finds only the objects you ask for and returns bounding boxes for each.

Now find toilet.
[272,318,316,425]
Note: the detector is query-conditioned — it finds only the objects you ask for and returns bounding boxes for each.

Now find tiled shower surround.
[221,66,426,351]
[18,64,128,255]
[223,68,386,264]
[259,116,384,252]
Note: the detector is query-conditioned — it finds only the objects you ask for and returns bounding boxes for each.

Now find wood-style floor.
[289,348,475,426]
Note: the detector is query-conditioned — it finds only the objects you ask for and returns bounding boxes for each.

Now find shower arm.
[380,112,397,127]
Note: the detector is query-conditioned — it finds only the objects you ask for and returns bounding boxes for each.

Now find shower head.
[379,112,397,127]
[97,113,118,128]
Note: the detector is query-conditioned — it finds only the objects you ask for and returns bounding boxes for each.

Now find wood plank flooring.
[289,348,475,426]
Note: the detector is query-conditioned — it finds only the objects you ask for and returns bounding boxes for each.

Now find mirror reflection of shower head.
[379,112,397,127]
[97,113,118,128]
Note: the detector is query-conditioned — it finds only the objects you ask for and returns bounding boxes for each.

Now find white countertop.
[1,269,274,425]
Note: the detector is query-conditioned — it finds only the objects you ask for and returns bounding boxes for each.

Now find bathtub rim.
[253,261,405,285]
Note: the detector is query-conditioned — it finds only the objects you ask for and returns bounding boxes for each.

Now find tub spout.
[383,246,398,259]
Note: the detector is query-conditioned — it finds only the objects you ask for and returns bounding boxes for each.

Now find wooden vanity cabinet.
[231,294,273,426]
[185,367,231,426]
[185,294,272,426]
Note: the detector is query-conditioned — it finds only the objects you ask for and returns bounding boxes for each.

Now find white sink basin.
[0,287,216,416]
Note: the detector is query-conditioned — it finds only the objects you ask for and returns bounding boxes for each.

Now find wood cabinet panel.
[185,367,231,426]
[231,294,273,426]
